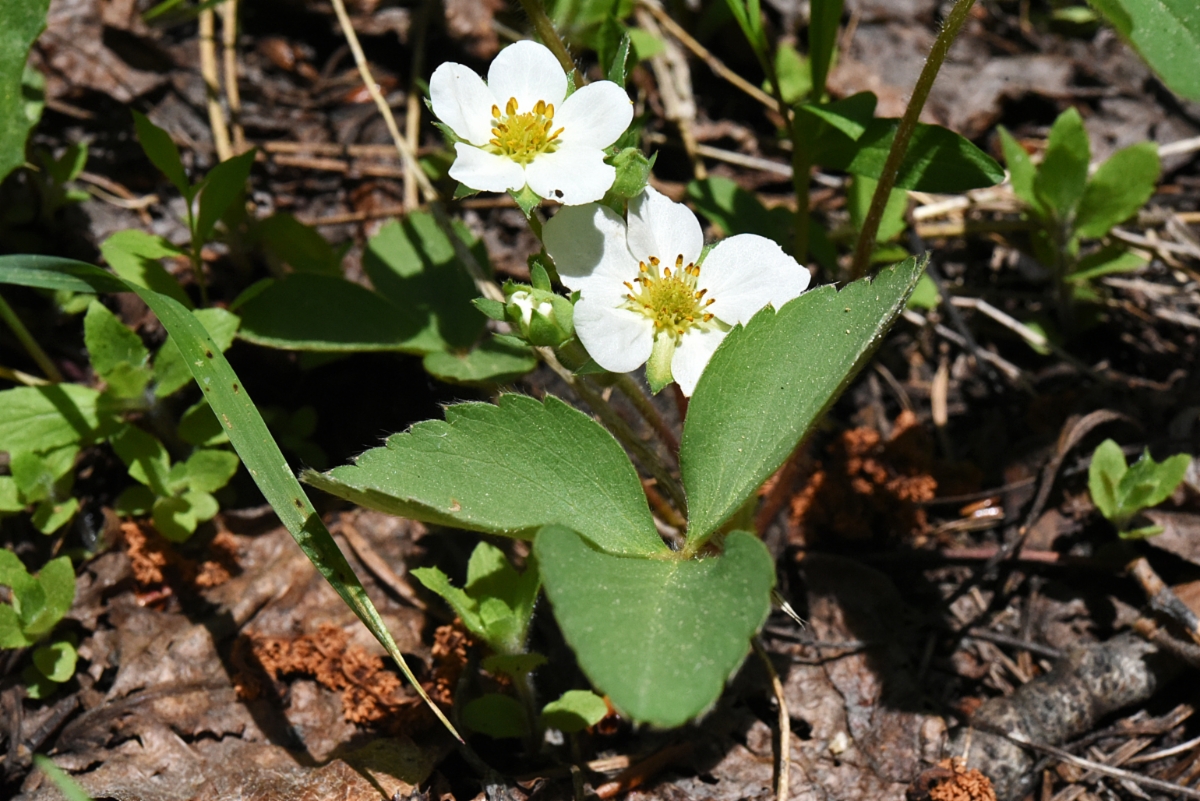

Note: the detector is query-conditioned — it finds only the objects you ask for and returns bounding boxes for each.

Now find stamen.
[649,256,660,266]
[675,255,684,269]
[506,97,518,115]
[491,104,500,118]
[546,103,555,118]
[535,100,546,114]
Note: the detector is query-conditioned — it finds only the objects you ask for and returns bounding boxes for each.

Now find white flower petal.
[555,81,634,149]
[626,187,703,266]
[448,143,527,194]
[671,328,727,396]
[487,41,567,113]
[429,62,498,146]
[525,146,616,206]
[699,234,810,324]
[543,202,637,297]
[574,300,654,374]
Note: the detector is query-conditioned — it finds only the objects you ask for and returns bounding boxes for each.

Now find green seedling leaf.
[422,337,537,385]
[627,28,665,60]
[1034,108,1090,219]
[32,497,79,535]
[801,92,877,144]
[1089,439,1128,522]
[111,425,171,495]
[463,694,529,739]
[849,174,907,243]
[686,176,792,249]
[0,604,30,648]
[10,446,75,503]
[821,119,1004,193]
[0,0,50,184]
[1119,524,1166,540]
[682,258,923,546]
[482,652,547,679]
[1068,247,1147,283]
[254,212,342,276]
[194,148,256,246]
[537,526,774,728]
[0,476,23,513]
[0,384,115,453]
[997,126,1041,213]
[411,566,483,635]
[540,689,608,733]
[603,28,632,87]
[114,485,155,517]
[809,0,843,98]
[1087,0,1200,100]
[178,398,229,446]
[306,395,664,557]
[236,273,443,354]
[1075,142,1160,238]
[84,299,149,379]
[1116,450,1191,520]
[0,258,453,741]
[154,306,240,397]
[153,490,217,542]
[33,636,77,682]
[765,42,811,104]
[184,448,239,493]
[23,664,59,699]
[131,110,190,199]
[99,230,192,309]
[23,555,74,638]
[33,756,93,801]
[907,273,940,310]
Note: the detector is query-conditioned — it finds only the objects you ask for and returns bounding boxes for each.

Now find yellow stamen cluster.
[623,254,717,340]
[489,97,564,165]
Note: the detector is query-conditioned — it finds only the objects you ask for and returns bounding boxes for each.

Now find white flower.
[543,188,810,395]
[429,41,633,206]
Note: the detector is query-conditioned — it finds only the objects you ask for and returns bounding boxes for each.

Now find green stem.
[0,293,63,383]
[758,36,810,261]
[516,0,576,75]
[848,0,977,279]
[613,373,679,456]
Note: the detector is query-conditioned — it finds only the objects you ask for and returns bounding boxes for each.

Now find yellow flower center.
[622,255,719,340]
[489,97,564,165]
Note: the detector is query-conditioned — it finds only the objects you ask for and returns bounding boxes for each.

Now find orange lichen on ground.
[118,521,239,591]
[920,758,997,801]
[239,622,472,732]
[789,411,941,543]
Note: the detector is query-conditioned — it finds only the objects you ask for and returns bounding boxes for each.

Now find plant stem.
[0,293,63,383]
[753,637,791,801]
[757,33,810,261]
[613,373,679,456]
[0,365,51,386]
[516,0,576,75]
[848,0,976,279]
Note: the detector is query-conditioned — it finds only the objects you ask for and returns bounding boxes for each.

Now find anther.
[546,103,555,118]
[703,313,714,321]
[535,100,546,114]
[639,261,649,272]
[675,255,684,268]
[649,256,660,266]
[506,98,518,115]
[705,298,715,307]
[624,281,635,291]
[491,104,501,118]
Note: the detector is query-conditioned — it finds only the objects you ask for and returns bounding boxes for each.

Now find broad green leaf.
[463,694,529,738]
[362,214,488,350]
[1075,142,1160,238]
[0,0,50,184]
[114,485,156,517]
[849,174,907,243]
[1088,438,1127,521]
[627,28,665,60]
[422,337,537,385]
[111,425,171,495]
[686,176,791,249]
[801,92,877,144]
[178,398,228,446]
[0,476,23,513]
[99,230,192,309]
[1087,0,1200,100]
[132,111,190,198]
[821,118,1004,192]
[22,664,59,698]
[540,690,608,733]
[907,273,940,310]
[154,307,240,397]
[536,526,774,728]
[997,126,1040,212]
[809,0,843,97]
[766,42,810,104]
[84,299,149,378]
[482,652,547,679]
[0,604,31,648]
[195,149,256,246]
[1068,247,1147,283]
[465,542,540,654]
[255,212,342,276]
[0,548,32,591]
[23,555,74,638]
[236,273,443,353]
[184,448,240,493]
[33,637,76,682]
[0,384,115,453]
[153,490,217,542]
[682,258,924,545]
[31,497,79,535]
[1034,108,1090,219]
[10,447,75,503]
[306,395,664,556]
[411,566,485,636]
[1116,450,1191,519]
[0,254,460,739]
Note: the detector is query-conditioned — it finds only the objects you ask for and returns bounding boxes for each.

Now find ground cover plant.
[1,0,1200,798]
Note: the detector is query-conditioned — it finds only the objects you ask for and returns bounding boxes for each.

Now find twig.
[1159,135,1200,158]
[199,8,233,162]
[636,7,706,180]
[404,0,431,210]
[963,627,1063,661]
[337,517,428,610]
[594,742,694,799]
[754,638,790,801]
[1129,557,1200,646]
[0,365,52,386]
[0,293,63,383]
[220,0,245,153]
[637,0,776,109]
[901,309,1025,384]
[850,0,976,278]
[1126,733,1200,765]
[1134,617,1200,670]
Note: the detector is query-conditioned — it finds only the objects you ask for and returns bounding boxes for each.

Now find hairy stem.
[849,0,976,279]
[516,0,576,75]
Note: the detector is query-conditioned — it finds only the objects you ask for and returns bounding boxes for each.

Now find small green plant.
[1088,438,1191,538]
[0,550,77,698]
[999,108,1160,312]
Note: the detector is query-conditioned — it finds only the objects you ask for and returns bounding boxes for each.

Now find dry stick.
[338,517,428,610]
[0,294,63,383]
[638,0,776,109]
[198,8,233,162]
[0,365,51,387]
[220,0,245,153]
[1129,557,1200,646]
[753,638,791,801]
[637,7,706,180]
[849,0,977,279]
[515,0,575,74]
[404,0,431,210]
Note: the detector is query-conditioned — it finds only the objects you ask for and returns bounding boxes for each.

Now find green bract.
[1088,438,1191,538]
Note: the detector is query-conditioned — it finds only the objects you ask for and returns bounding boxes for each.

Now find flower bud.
[504,287,575,347]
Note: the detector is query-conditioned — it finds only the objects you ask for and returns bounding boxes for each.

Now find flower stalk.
[849,0,977,278]
[515,0,576,75]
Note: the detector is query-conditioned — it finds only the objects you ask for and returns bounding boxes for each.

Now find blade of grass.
[0,254,461,741]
